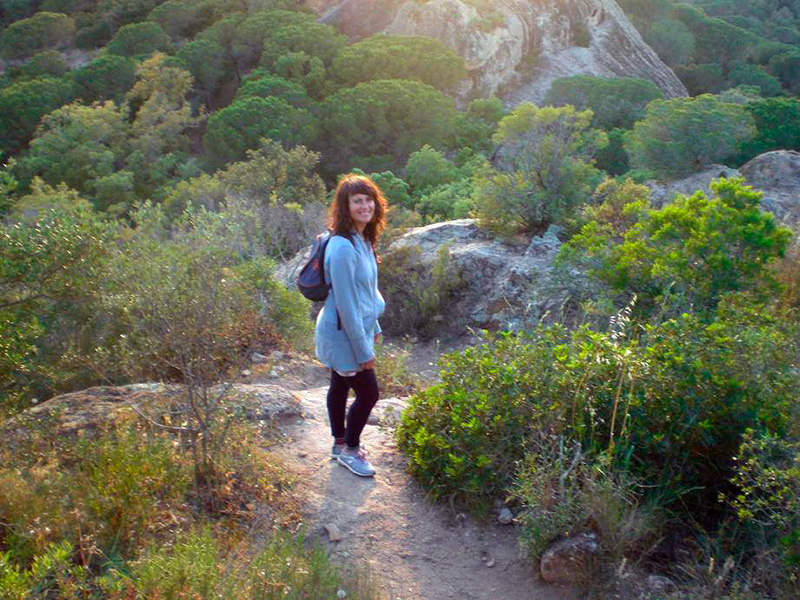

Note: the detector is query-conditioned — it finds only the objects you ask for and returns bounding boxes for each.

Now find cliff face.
[312,0,687,104]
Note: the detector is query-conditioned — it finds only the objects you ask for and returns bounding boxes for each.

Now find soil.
[256,337,572,600]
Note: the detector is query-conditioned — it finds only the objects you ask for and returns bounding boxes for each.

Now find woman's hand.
[360,358,375,370]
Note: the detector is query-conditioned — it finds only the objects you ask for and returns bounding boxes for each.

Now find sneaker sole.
[336,456,375,478]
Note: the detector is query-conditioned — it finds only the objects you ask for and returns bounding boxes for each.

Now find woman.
[315,173,387,477]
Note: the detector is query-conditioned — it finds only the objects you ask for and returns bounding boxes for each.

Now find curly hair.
[327,173,388,248]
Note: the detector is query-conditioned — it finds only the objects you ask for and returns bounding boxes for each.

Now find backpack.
[297,231,354,301]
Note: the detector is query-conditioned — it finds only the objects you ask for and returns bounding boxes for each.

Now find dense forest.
[0,0,798,598]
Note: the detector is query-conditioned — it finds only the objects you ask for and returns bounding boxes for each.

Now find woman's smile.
[349,193,375,229]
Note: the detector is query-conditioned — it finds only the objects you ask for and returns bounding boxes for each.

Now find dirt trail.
[270,383,569,600]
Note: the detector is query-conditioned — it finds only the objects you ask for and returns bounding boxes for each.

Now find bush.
[128,527,381,598]
[378,244,462,339]
[514,443,654,563]
[397,306,797,518]
[0,426,190,564]
[559,178,792,317]
[106,21,171,58]
[17,51,69,80]
[473,103,604,236]
[625,95,755,179]
[0,12,75,61]
[0,194,113,413]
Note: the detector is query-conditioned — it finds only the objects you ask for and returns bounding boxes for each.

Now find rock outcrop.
[1,382,303,447]
[277,219,567,334]
[311,0,687,103]
[647,164,742,208]
[647,151,800,233]
[740,150,800,231]
[386,219,568,333]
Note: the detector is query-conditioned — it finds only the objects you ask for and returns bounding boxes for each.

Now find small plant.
[379,244,461,338]
[374,338,419,396]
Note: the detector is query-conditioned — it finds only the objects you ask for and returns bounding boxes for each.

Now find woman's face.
[348,193,375,229]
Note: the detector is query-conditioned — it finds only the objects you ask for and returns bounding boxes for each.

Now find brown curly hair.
[328,173,388,248]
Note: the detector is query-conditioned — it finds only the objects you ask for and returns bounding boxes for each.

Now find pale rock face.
[312,0,687,104]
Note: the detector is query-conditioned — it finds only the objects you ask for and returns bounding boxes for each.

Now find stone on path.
[540,531,600,584]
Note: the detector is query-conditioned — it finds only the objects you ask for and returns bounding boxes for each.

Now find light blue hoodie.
[314,232,385,372]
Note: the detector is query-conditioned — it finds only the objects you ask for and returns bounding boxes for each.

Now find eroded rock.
[539,531,600,584]
[313,0,687,103]
[740,150,800,231]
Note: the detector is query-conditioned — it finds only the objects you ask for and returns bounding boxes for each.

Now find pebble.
[251,352,268,364]
[298,451,307,458]
[486,558,496,568]
[497,507,514,525]
[325,523,343,541]
[241,369,251,377]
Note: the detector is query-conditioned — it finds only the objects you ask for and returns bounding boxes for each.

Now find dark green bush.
[397,306,797,516]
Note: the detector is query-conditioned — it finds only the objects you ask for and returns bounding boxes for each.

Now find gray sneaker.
[337,446,375,477]
[330,442,346,460]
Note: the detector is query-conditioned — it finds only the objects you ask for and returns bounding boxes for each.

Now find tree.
[72,54,138,103]
[0,77,74,155]
[562,177,792,314]
[645,18,695,66]
[625,95,755,179]
[0,12,75,61]
[405,145,459,196]
[0,187,112,409]
[18,51,70,80]
[474,103,605,235]
[125,53,201,198]
[273,51,328,99]
[727,62,783,97]
[176,39,229,108]
[229,9,314,71]
[735,97,800,164]
[148,0,214,41]
[106,21,171,57]
[16,101,132,210]
[260,21,346,69]
[332,35,467,94]
[768,51,800,93]
[544,76,664,130]
[204,96,317,168]
[319,79,456,174]
[446,97,506,155]
[675,63,726,96]
[235,74,309,108]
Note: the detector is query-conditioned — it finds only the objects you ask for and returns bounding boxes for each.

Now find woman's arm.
[329,241,373,365]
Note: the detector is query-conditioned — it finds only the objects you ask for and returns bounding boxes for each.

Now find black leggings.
[326,369,379,448]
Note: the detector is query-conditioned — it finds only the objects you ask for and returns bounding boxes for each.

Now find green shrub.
[106,21,171,58]
[0,194,113,413]
[474,103,604,236]
[128,527,382,599]
[559,178,792,317]
[514,443,654,562]
[0,541,89,599]
[396,328,569,510]
[378,244,462,338]
[0,427,190,565]
[397,302,797,518]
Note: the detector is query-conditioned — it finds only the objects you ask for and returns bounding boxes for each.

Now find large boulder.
[311,0,687,104]
[386,219,567,333]
[647,151,800,234]
[647,164,741,208]
[740,150,800,231]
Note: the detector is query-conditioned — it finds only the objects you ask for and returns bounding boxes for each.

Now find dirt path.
[270,384,569,600]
